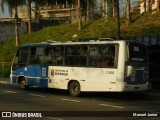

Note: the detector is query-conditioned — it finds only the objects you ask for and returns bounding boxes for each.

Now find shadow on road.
[13,85,160,101]
[1,82,159,101]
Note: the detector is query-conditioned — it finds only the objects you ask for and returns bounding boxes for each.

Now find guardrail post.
[2,62,4,77]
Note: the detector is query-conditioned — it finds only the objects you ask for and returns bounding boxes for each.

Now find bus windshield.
[128,43,148,65]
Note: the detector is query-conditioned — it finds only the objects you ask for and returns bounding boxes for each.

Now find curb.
[0,77,11,84]
[0,81,11,84]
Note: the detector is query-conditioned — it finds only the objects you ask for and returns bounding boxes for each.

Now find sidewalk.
[0,77,11,84]
[145,89,160,96]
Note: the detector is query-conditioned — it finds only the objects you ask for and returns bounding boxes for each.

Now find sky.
[0,0,10,18]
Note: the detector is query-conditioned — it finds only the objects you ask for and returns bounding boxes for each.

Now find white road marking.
[46,117,63,120]
[99,104,125,109]
[29,94,46,97]
[4,90,17,93]
[61,98,81,103]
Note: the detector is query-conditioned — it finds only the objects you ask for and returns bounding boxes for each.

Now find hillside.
[1,14,160,62]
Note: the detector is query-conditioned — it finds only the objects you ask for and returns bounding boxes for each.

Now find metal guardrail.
[123,35,160,45]
[0,62,12,77]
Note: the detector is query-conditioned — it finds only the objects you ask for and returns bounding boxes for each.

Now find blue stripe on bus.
[12,65,48,87]
[27,78,48,87]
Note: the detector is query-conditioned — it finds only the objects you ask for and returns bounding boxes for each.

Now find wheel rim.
[20,80,26,89]
[70,82,80,96]
[72,85,79,94]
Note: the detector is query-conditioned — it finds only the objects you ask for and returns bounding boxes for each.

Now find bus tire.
[19,79,29,90]
[69,81,81,97]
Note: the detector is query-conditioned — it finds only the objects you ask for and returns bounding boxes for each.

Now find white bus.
[11,38,149,96]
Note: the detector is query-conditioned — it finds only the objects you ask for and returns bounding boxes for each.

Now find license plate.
[135,87,139,90]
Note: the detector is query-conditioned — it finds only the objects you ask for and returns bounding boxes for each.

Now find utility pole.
[126,0,131,25]
[14,6,20,47]
[144,0,146,14]
[112,0,116,18]
[77,0,82,31]
[147,0,151,14]
[157,0,160,13]
[115,0,120,40]
[86,0,90,21]
[27,0,32,34]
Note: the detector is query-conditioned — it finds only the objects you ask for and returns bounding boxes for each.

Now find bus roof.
[20,39,145,47]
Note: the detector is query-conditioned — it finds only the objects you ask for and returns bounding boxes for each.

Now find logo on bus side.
[51,69,54,76]
[50,69,68,76]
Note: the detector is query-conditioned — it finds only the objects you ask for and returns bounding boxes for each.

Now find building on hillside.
[138,0,158,14]
[38,4,77,24]
[14,2,90,24]
[10,3,77,32]
[12,4,77,24]
[12,0,98,24]
[16,5,36,20]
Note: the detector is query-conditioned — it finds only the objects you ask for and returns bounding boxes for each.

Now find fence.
[0,62,12,77]
[123,35,160,45]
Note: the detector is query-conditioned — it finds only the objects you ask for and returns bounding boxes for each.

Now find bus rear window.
[128,43,147,62]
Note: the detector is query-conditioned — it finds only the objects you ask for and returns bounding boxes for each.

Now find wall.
[0,21,27,43]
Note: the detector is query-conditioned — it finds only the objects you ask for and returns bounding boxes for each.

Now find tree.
[157,0,160,13]
[112,0,116,18]
[144,0,147,14]
[77,0,82,31]
[72,0,96,29]
[1,0,26,47]
[114,0,120,39]
[27,0,47,33]
[31,0,45,21]
[79,0,95,21]
[126,0,131,25]
[146,0,151,14]
[86,0,90,20]
[27,0,32,33]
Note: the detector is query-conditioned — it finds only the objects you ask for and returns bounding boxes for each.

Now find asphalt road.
[0,83,160,120]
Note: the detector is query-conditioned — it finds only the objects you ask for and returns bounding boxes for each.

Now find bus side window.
[37,54,45,65]
[88,45,116,68]
[36,47,45,65]
[45,47,54,64]
[45,46,64,66]
[79,46,87,66]
[65,46,77,65]
[29,48,36,64]
[29,47,45,65]
[55,47,63,65]
[18,48,27,64]
[89,46,101,67]
[13,47,27,69]
[65,46,86,66]
[103,45,115,67]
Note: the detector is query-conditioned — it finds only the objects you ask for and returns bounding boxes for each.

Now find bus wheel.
[69,81,81,97]
[19,79,29,90]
